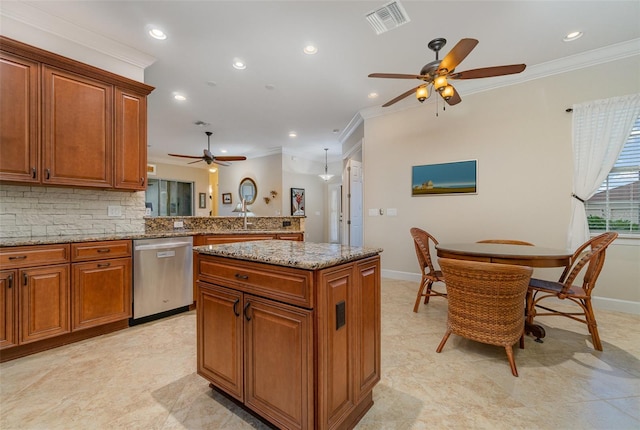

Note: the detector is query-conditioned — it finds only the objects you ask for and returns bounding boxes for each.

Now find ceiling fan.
[168,131,247,166]
[369,38,526,107]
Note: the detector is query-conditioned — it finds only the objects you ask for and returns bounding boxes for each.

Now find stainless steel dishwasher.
[132,236,193,324]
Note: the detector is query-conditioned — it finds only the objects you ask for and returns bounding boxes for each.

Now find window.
[585,116,640,234]
[145,179,194,217]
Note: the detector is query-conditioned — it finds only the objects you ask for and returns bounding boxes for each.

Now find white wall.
[362,55,640,310]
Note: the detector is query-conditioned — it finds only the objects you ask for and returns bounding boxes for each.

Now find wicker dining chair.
[410,228,447,313]
[477,239,535,246]
[526,231,618,351]
[436,258,533,377]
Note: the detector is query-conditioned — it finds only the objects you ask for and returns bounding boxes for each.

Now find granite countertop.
[194,240,383,270]
[0,230,303,247]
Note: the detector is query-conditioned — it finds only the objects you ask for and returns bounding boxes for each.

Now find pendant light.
[318,148,334,181]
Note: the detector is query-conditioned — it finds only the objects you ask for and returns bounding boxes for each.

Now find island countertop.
[194,240,383,270]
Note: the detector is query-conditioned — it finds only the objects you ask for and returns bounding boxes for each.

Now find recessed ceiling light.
[289,131,297,138]
[563,31,583,42]
[174,94,186,101]
[220,149,228,154]
[332,129,340,134]
[209,168,217,173]
[148,27,167,40]
[303,45,318,55]
[232,58,246,70]
[206,81,217,87]
[265,84,276,90]
[368,92,379,99]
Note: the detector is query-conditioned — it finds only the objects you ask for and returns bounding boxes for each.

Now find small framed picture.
[291,188,305,216]
[199,193,206,209]
[222,193,232,204]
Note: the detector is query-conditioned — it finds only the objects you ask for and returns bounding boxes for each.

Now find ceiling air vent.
[365,1,410,35]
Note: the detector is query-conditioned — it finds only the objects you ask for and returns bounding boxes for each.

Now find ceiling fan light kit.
[369,37,526,108]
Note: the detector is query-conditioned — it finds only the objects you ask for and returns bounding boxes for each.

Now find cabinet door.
[0,52,39,183]
[0,270,17,349]
[197,282,244,400]
[72,257,131,331]
[244,294,313,430]
[42,66,113,188]
[354,257,381,400]
[19,264,70,344]
[114,88,147,190]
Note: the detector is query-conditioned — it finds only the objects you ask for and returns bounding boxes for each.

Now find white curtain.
[568,93,640,250]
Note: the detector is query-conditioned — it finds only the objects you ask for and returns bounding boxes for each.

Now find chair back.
[410,228,439,277]
[558,232,618,298]
[438,258,532,347]
[477,239,534,246]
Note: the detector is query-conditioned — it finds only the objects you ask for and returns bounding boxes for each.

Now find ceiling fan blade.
[187,159,204,164]
[382,85,423,107]
[450,64,526,80]
[212,159,231,167]
[443,86,462,106]
[368,73,424,80]
[215,156,247,162]
[168,153,203,159]
[438,38,478,74]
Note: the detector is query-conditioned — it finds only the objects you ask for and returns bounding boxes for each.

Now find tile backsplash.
[0,184,145,238]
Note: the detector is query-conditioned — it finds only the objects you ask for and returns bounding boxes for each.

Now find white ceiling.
[2,1,640,167]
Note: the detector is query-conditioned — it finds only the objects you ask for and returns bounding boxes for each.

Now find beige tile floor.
[1,279,638,429]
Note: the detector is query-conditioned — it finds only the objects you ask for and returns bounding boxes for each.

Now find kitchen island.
[194,240,382,430]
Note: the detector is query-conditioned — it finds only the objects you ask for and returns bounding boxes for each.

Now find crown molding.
[0,2,156,70]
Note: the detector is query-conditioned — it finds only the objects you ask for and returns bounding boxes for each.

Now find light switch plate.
[174,220,184,228]
[107,205,122,217]
[368,209,379,216]
[387,208,397,216]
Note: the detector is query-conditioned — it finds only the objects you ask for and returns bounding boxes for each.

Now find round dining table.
[435,242,571,268]
[435,242,573,342]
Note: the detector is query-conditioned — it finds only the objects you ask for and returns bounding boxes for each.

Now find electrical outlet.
[107,205,122,217]
[387,208,398,216]
[282,220,292,227]
[174,220,184,229]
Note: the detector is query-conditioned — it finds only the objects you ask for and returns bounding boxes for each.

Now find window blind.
[585,116,640,234]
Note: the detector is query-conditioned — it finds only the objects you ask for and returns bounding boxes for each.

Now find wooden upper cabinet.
[0,36,154,191]
[42,66,113,188]
[115,88,147,190]
[0,52,40,183]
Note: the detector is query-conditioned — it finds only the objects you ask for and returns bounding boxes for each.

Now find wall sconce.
[270,190,278,198]
[264,197,271,204]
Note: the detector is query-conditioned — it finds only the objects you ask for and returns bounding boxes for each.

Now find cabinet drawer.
[0,244,70,269]
[71,240,132,262]
[197,256,313,309]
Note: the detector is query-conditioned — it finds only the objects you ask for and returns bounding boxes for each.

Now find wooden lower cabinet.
[72,257,131,330]
[0,270,17,349]
[20,264,70,344]
[196,254,380,430]
[0,240,132,361]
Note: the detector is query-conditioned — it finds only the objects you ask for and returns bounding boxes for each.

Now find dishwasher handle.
[134,241,192,251]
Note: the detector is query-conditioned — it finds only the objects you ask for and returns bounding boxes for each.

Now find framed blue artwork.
[412,160,477,196]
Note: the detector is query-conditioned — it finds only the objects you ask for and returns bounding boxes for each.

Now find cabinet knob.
[97,262,111,268]
[8,255,27,260]
[235,273,249,280]
[97,248,111,253]
[7,274,13,289]
[243,302,252,321]
[45,169,51,180]
[23,272,28,286]
[140,177,145,186]
[31,167,37,179]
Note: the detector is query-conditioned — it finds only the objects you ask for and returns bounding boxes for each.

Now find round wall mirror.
[238,177,257,205]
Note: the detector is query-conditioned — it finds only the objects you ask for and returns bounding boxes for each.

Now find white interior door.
[348,160,363,247]
[328,183,341,243]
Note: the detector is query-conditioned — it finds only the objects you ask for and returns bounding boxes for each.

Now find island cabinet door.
[243,294,313,430]
[197,282,244,401]
[354,257,381,400]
